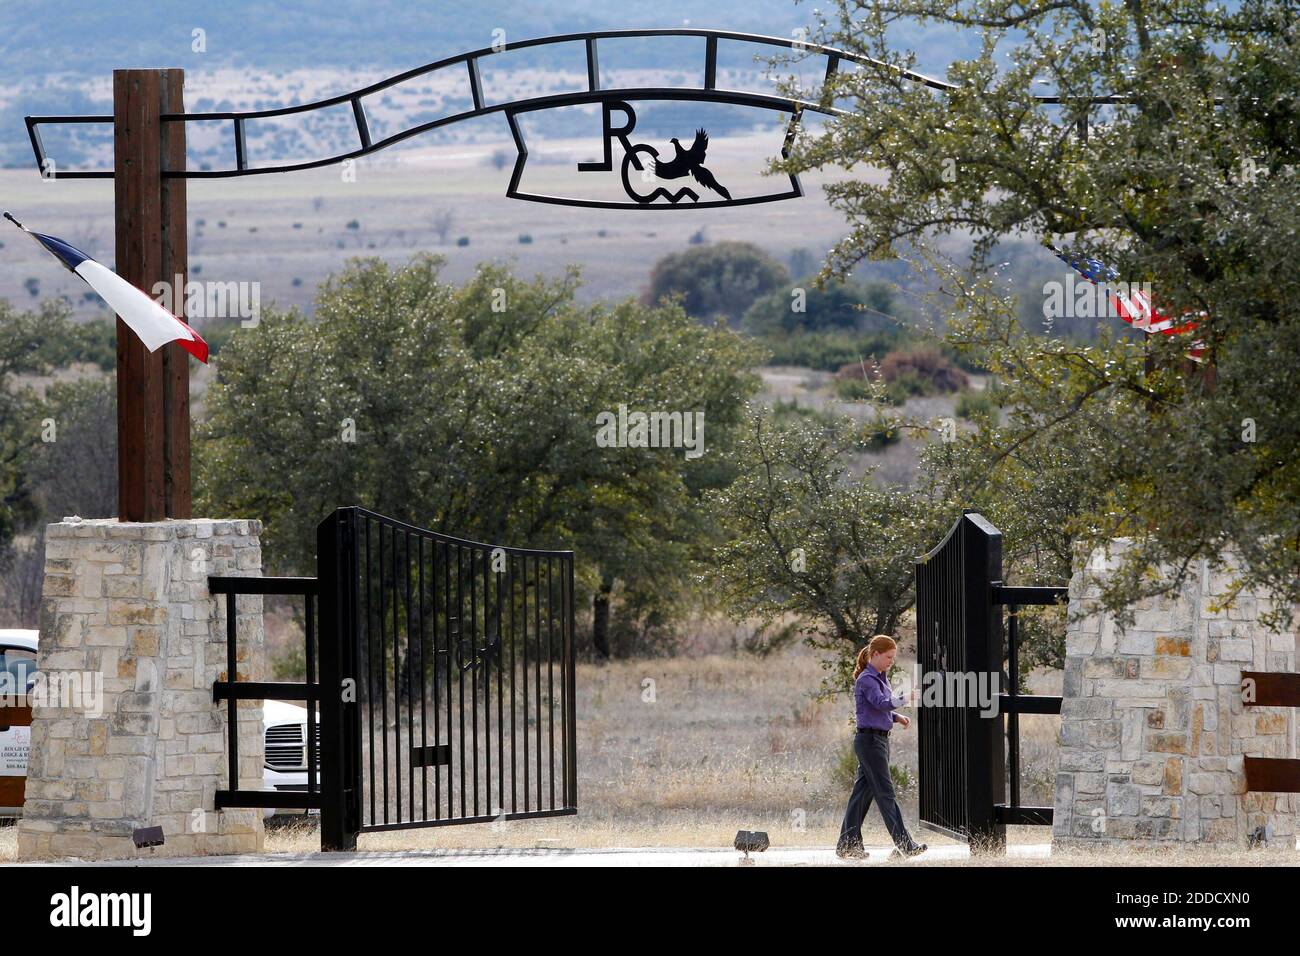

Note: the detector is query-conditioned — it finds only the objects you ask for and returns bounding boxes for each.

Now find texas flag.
[5,212,208,363]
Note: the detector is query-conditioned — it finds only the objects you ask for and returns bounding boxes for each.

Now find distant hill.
[0,1,979,167]
[1,1,824,75]
[0,0,979,74]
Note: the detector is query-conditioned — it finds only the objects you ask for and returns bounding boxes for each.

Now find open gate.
[915,511,1065,852]
[318,507,577,850]
[209,507,577,851]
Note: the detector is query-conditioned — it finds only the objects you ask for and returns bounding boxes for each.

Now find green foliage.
[834,347,967,406]
[783,0,1300,630]
[645,241,789,324]
[741,278,898,336]
[196,255,761,648]
[830,740,858,793]
[32,317,117,372]
[833,376,877,402]
[858,414,902,451]
[770,398,835,427]
[890,762,915,794]
[0,299,89,549]
[954,388,999,422]
[829,740,916,795]
[199,318,244,359]
[28,377,117,522]
[754,329,911,371]
[704,409,953,692]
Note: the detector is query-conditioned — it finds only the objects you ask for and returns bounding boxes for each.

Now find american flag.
[1047,241,1205,361]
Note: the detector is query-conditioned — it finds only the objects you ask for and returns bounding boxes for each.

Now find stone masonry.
[1053,540,1297,847]
[17,517,266,860]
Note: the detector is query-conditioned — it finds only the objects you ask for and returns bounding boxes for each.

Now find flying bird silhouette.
[651,129,731,201]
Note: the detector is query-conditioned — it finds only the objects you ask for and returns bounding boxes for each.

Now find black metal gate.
[317,507,577,850]
[915,511,1065,852]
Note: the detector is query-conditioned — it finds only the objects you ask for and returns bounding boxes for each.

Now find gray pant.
[837,730,916,851]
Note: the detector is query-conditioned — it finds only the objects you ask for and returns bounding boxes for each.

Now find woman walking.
[836,634,927,859]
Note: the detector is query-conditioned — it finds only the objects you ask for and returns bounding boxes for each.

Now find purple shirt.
[854,665,906,731]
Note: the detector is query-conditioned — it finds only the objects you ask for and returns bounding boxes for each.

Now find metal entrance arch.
[27,28,961,185]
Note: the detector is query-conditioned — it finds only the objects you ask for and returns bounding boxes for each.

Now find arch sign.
[26,28,961,210]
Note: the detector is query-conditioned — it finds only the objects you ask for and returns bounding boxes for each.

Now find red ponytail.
[852,634,898,680]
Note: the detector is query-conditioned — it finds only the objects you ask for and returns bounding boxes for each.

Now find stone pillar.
[17,518,265,860]
[1053,540,1297,847]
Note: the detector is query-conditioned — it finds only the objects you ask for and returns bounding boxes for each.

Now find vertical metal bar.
[225,591,238,791]
[509,553,517,814]
[233,117,247,171]
[419,535,428,821]
[319,509,358,851]
[1008,604,1020,810]
[378,522,389,824]
[26,119,47,179]
[392,524,402,824]
[521,553,530,812]
[547,556,555,810]
[351,96,372,149]
[405,529,414,823]
[470,547,480,818]
[495,550,504,815]
[566,554,577,809]
[305,591,316,793]
[782,107,802,159]
[558,557,568,809]
[534,554,542,810]
[444,541,453,819]
[456,545,466,818]
[346,511,362,839]
[434,538,444,822]
[364,517,375,826]
[586,38,600,92]
[820,52,840,107]
[482,546,492,817]
[704,35,717,90]
[961,514,1006,852]
[467,58,484,112]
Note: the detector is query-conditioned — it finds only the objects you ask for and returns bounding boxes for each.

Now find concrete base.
[16,518,266,860]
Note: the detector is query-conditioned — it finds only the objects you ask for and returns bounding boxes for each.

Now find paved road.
[11,843,1055,867]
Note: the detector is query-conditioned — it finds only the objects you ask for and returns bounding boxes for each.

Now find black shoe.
[836,844,868,859]
[889,842,926,859]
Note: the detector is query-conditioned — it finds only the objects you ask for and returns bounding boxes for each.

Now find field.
[0,631,1061,860]
[3,635,1295,865]
[0,124,864,321]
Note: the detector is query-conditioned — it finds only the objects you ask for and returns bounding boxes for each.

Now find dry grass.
[267,641,909,854]
[3,637,1296,865]
[260,641,1071,856]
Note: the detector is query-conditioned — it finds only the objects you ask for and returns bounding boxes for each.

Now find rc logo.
[49,886,152,936]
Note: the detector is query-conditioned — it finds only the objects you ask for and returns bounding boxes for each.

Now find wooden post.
[113,69,190,522]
